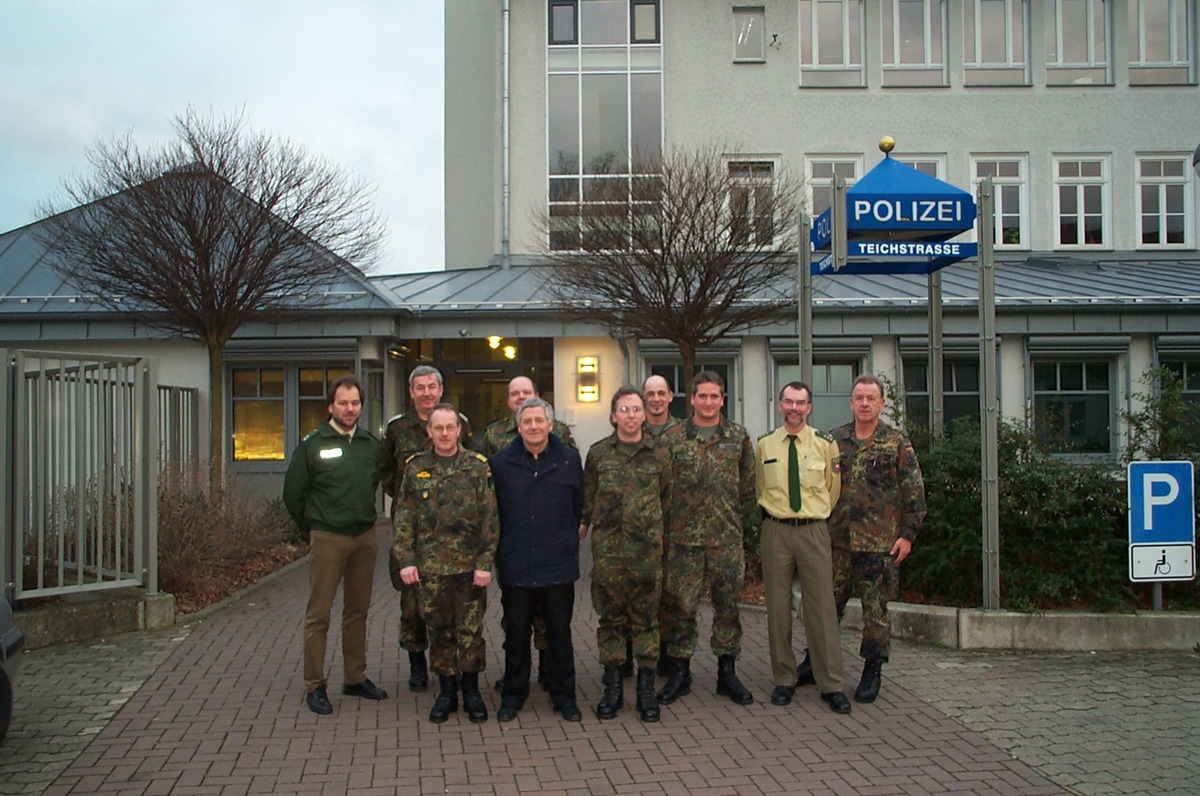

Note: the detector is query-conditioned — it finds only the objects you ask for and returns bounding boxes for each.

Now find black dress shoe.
[821,691,852,714]
[306,686,333,715]
[343,678,388,700]
[497,696,522,722]
[556,700,583,722]
[770,685,794,706]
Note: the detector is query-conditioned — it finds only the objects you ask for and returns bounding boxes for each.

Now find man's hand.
[578,523,589,540]
[473,570,492,588]
[890,537,912,565]
[400,566,420,585]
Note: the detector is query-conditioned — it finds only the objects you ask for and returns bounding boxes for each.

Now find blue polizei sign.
[1128,461,1196,582]
[810,156,977,276]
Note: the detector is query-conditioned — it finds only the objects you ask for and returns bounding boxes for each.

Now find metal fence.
[0,350,200,602]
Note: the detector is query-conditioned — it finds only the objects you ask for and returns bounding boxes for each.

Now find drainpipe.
[500,0,511,269]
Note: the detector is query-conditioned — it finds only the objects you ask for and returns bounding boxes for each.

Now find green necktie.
[787,434,802,511]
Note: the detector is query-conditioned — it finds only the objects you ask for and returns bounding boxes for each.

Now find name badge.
[319,448,344,459]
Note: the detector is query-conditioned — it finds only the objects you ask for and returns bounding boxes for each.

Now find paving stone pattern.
[2,523,1197,795]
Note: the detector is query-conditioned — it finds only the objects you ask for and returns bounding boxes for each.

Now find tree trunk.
[207,342,225,493]
[679,343,697,418]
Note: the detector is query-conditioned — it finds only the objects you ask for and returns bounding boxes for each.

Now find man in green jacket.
[283,375,387,716]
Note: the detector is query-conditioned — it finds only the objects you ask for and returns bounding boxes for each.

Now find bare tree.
[539,145,803,397]
[37,108,386,490]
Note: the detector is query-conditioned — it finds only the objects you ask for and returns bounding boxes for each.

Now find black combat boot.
[620,637,635,678]
[460,672,488,723]
[794,650,815,687]
[595,664,623,720]
[429,675,458,723]
[636,667,660,722]
[655,656,692,704]
[855,657,883,703]
[715,654,754,705]
[408,650,428,692]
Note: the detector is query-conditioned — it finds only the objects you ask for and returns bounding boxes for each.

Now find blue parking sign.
[1128,461,1195,582]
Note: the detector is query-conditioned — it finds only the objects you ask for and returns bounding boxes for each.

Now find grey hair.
[408,365,444,388]
[516,396,555,425]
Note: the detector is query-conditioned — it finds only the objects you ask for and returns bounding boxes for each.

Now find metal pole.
[928,272,944,441]
[978,177,1000,609]
[797,211,813,386]
[832,178,847,273]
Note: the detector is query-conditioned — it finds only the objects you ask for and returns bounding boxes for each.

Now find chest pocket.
[801,457,826,487]
[864,452,897,488]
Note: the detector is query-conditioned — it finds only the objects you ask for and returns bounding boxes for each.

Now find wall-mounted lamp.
[487,335,502,349]
[577,356,599,402]
[502,345,517,360]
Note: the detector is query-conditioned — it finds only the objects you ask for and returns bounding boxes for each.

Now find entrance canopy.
[810,155,977,275]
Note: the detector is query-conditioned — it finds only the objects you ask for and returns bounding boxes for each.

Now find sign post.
[1128,461,1196,609]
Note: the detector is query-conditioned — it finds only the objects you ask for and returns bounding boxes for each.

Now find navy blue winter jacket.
[490,433,584,588]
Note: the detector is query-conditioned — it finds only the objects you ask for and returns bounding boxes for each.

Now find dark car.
[0,596,23,745]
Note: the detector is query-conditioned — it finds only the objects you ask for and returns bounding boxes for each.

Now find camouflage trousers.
[660,541,744,659]
[398,581,428,652]
[591,554,661,666]
[419,572,488,676]
[833,549,899,662]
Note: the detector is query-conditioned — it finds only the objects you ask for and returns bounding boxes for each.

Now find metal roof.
[372,252,1200,314]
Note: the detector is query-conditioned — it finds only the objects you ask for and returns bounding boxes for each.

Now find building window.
[1137,156,1190,247]
[1161,358,1200,449]
[549,0,578,44]
[546,1,663,251]
[897,157,943,178]
[1033,360,1112,453]
[903,360,981,434]
[973,156,1027,248]
[808,157,860,217]
[799,0,865,86]
[734,7,766,61]
[729,160,776,246]
[776,361,858,430]
[232,367,285,461]
[298,367,353,439]
[881,0,947,86]
[1129,0,1195,85]
[963,0,1029,85]
[1054,156,1108,248]
[1048,0,1111,85]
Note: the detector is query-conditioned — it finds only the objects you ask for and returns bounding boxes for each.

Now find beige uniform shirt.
[755,424,841,521]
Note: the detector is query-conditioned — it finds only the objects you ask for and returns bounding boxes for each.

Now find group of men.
[282,365,925,725]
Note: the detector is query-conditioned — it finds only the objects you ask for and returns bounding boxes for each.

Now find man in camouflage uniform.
[643,374,679,677]
[829,373,926,703]
[482,376,576,691]
[656,372,756,707]
[481,375,577,456]
[393,403,498,724]
[381,365,473,691]
[583,386,673,723]
[642,374,679,438]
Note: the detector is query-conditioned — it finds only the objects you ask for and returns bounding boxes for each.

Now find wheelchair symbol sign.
[1128,461,1195,583]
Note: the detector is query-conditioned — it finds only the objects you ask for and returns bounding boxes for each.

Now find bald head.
[643,375,673,424]
[506,376,538,414]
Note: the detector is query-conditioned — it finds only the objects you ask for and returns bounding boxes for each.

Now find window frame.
[1032,358,1114,455]
[962,0,1030,86]
[1047,0,1112,85]
[806,155,862,218]
[1136,154,1193,249]
[881,0,948,87]
[727,158,779,247]
[733,6,766,62]
[799,0,866,87]
[1129,0,1196,85]
[903,358,982,435]
[972,155,1028,249]
[1053,155,1110,250]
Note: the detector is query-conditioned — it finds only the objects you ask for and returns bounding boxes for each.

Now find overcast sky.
[0,1,443,275]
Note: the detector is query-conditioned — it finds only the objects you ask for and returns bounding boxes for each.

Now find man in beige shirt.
[755,381,851,714]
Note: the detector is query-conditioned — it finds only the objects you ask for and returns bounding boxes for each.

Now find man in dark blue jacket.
[489,397,585,722]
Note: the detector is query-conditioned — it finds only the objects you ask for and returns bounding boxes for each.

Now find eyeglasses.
[615,405,645,414]
[780,399,810,407]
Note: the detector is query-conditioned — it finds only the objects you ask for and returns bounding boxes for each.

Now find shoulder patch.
[403,451,423,464]
[817,431,835,443]
[757,430,773,441]
[471,451,489,463]
[302,429,318,442]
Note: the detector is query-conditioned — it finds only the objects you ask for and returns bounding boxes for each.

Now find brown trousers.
[304,529,377,691]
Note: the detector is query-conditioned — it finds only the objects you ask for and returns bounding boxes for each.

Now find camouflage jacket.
[582,433,673,560]
[827,421,927,553]
[661,418,756,547]
[391,447,498,576]
[381,411,473,502]
[645,417,680,438]
[481,415,577,457]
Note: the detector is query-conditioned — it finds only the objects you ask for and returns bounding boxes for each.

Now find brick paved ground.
[2,522,1198,795]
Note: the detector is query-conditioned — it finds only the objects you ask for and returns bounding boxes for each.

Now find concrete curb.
[179,554,311,624]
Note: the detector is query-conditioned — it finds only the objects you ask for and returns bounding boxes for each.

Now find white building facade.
[443,0,1200,453]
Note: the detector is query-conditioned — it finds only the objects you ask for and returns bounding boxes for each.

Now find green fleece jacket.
[282,422,381,536]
